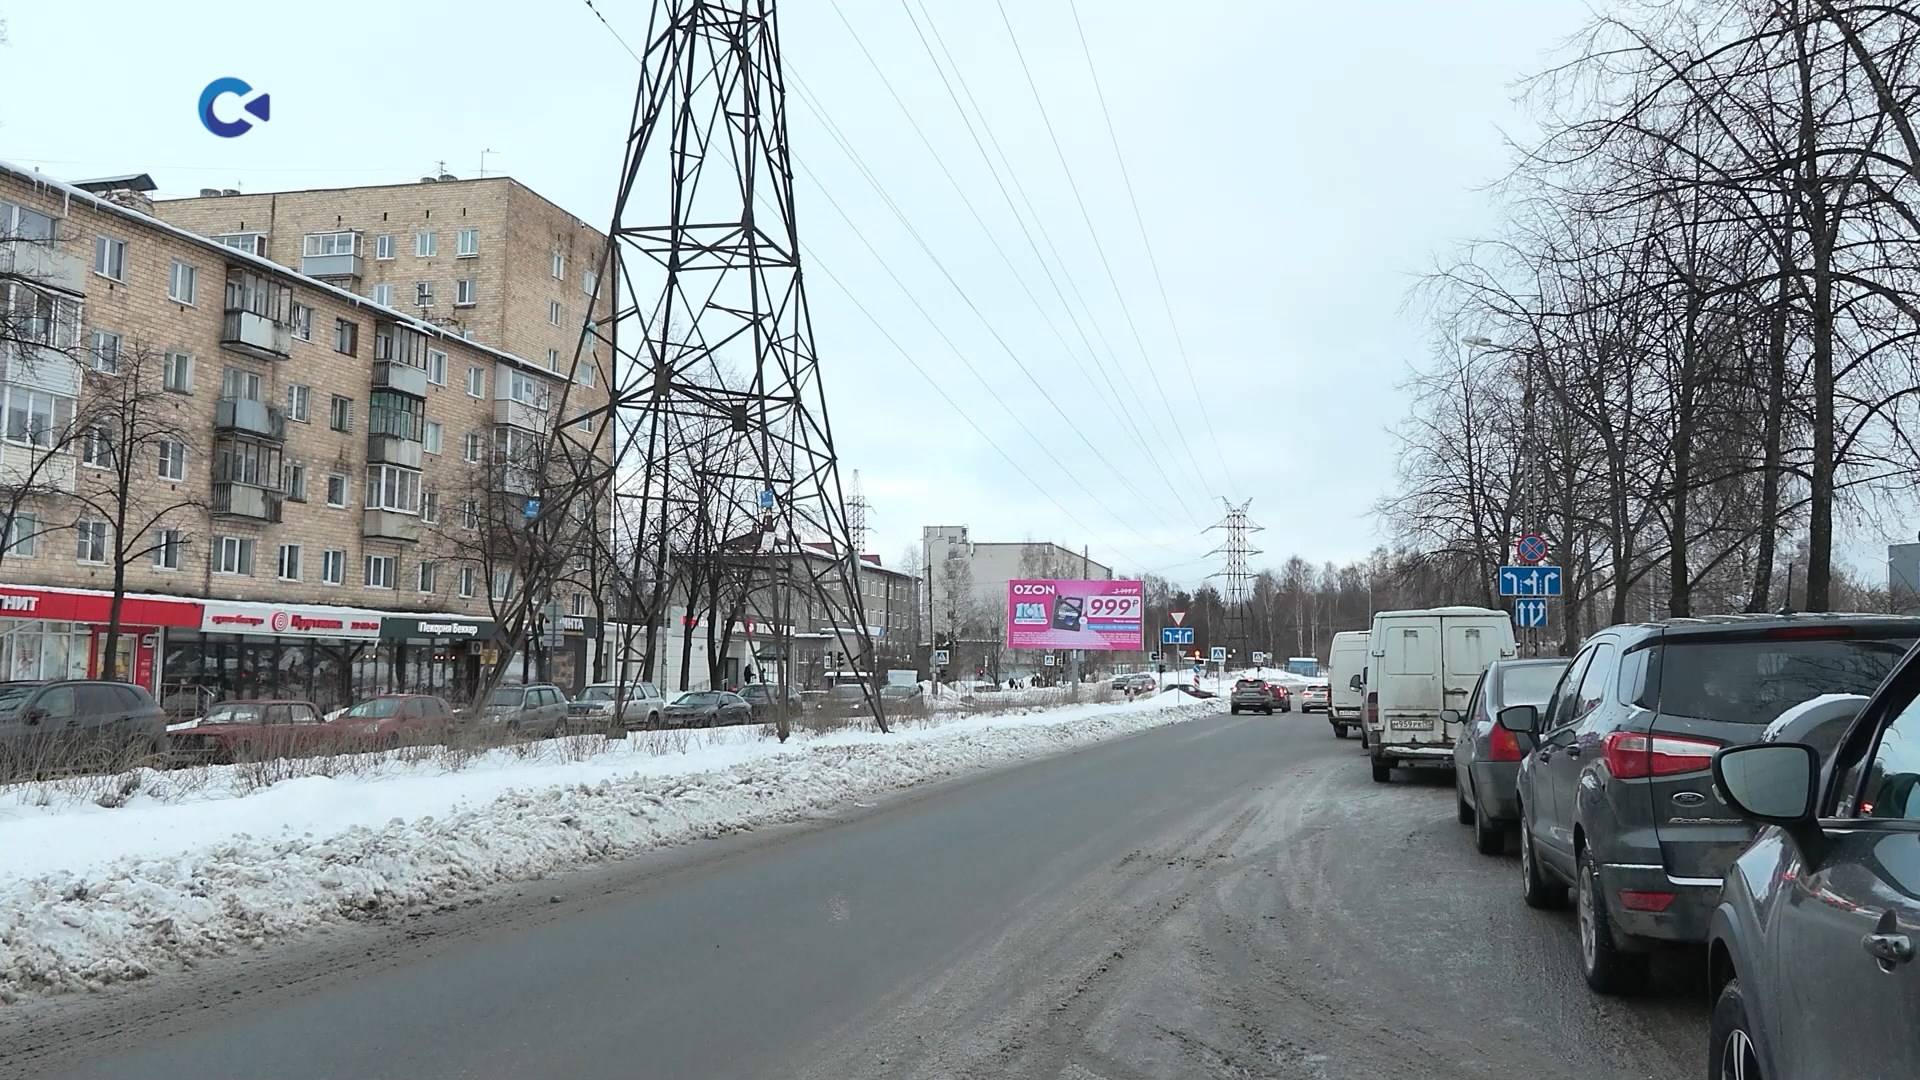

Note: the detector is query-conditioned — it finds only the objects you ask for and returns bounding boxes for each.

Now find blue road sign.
[1514,598,1549,629]
[1209,646,1228,663]
[1516,533,1549,564]
[1498,564,1562,597]
[1161,626,1195,646]
[522,498,541,519]
[758,489,775,509]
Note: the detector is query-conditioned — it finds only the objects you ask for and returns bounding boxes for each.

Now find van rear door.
[1375,616,1443,746]
[1440,618,1516,745]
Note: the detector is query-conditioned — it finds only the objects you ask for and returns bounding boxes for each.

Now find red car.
[1265,682,1293,712]
[166,699,333,763]
[330,694,457,744]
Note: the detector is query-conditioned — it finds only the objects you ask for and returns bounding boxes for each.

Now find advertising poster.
[1006,579,1144,652]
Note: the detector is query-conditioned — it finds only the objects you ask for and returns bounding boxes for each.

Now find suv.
[474,683,570,735]
[1229,678,1274,715]
[737,683,803,721]
[1500,613,1920,994]
[1705,644,1920,1079]
[0,679,166,774]
[569,682,666,729]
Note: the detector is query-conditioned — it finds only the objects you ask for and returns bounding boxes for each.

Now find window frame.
[364,553,397,590]
[156,438,186,482]
[151,528,182,571]
[335,318,359,356]
[286,383,311,423]
[456,227,479,257]
[93,235,127,281]
[371,283,394,307]
[325,472,348,509]
[167,260,198,305]
[455,278,476,306]
[320,548,346,586]
[415,230,437,258]
[214,535,255,576]
[329,394,354,433]
[375,234,395,260]
[277,543,302,581]
[163,350,194,394]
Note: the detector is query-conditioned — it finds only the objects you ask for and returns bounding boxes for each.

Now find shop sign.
[0,586,202,627]
[382,616,497,640]
[200,601,383,639]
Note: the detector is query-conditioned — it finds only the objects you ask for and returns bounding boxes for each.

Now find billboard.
[1006,579,1144,652]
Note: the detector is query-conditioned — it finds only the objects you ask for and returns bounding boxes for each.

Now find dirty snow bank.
[0,693,1211,1003]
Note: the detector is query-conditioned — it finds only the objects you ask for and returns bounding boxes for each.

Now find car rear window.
[1499,663,1567,707]
[1235,679,1263,689]
[1653,634,1916,726]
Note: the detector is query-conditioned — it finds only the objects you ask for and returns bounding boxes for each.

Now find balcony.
[494,397,547,432]
[221,309,292,360]
[367,432,423,468]
[373,359,429,398]
[362,508,421,543]
[212,482,283,522]
[300,251,364,281]
[0,240,87,296]
[214,397,286,441]
[0,444,76,493]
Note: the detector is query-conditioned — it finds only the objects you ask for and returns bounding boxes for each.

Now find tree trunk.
[1747,254,1790,612]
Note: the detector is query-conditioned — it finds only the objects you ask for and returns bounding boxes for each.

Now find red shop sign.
[0,587,203,628]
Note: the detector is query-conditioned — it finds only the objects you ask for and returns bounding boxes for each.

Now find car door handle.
[1864,932,1915,969]
[1565,744,1582,759]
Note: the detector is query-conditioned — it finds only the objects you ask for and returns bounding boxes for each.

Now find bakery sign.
[199,601,384,639]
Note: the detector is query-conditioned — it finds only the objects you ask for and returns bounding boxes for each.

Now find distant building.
[1890,542,1920,615]
[922,524,1113,638]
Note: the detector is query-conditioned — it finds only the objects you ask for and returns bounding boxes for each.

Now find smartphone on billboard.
[1051,596,1084,632]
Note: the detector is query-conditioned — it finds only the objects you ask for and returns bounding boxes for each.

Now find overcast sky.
[2,0,1603,588]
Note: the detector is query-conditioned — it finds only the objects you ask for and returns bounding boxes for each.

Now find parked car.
[1366,607,1517,783]
[330,694,456,744]
[737,683,805,721]
[1265,682,1292,712]
[1230,678,1275,715]
[818,685,870,713]
[0,680,167,774]
[1326,630,1369,738]
[569,682,666,729]
[166,699,330,763]
[1499,613,1920,995]
[663,690,753,727]
[1451,658,1569,855]
[473,683,570,735]
[1299,682,1331,714]
[1110,673,1155,695]
[1705,647,1920,1080]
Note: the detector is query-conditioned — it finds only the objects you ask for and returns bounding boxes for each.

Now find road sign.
[1252,650,1268,664]
[1043,654,1056,667]
[522,498,541,519]
[1515,533,1550,564]
[1514,598,1549,629]
[758,489,775,509]
[1209,646,1227,663]
[1160,626,1195,646]
[1170,611,1186,625]
[932,648,949,666]
[1498,564,1563,597]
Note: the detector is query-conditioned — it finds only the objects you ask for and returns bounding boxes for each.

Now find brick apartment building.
[0,163,613,712]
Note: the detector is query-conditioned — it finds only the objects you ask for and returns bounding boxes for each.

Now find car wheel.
[1472,794,1506,855]
[1455,777,1475,824]
[1370,756,1391,783]
[1710,978,1766,1080]
[1578,846,1649,994]
[1331,721,1346,739]
[1230,705,1240,714]
[1519,807,1565,909]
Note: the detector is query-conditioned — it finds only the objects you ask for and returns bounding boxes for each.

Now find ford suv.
[1229,678,1274,715]
[1498,613,1920,994]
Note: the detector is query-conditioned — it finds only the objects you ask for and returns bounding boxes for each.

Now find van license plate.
[1390,718,1433,731]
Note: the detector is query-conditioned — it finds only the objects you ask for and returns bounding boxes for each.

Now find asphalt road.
[7,707,1706,1079]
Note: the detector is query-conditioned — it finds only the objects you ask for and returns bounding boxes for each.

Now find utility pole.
[1206,498,1262,671]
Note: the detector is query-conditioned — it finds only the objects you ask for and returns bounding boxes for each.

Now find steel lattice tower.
[584,0,884,730]
[1207,498,1262,668]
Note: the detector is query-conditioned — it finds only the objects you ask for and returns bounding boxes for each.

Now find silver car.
[568,682,666,730]
[1450,658,1568,855]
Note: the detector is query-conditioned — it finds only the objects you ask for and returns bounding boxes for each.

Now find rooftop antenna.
[848,469,870,553]
[479,148,499,177]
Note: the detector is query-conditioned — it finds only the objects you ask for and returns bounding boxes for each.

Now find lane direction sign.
[1161,626,1196,646]
[1513,598,1549,629]
[1498,565,1563,597]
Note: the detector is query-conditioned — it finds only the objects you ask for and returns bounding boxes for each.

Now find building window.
[291,302,313,341]
[491,570,514,600]
[81,425,114,469]
[284,462,307,501]
[569,592,588,617]
[455,278,476,306]
[458,566,476,598]
[578,362,594,388]
[372,283,393,307]
[163,350,193,394]
[335,318,358,356]
[417,560,438,593]
[426,348,447,385]
[93,235,127,281]
[214,535,254,576]
[168,261,197,305]
[583,270,598,297]
[460,499,478,530]
[329,395,353,432]
[221,366,262,401]
[157,439,186,482]
[3,512,38,558]
[415,281,434,307]
[151,529,182,571]
[456,227,479,257]
[551,250,565,279]
[366,464,420,513]
[375,233,395,260]
[415,230,436,258]
[213,437,279,488]
[213,232,267,256]
[546,349,561,370]
[548,300,562,326]
[364,554,396,590]
[278,543,302,581]
[75,520,108,563]
[466,366,485,398]
[421,490,439,523]
[326,473,348,508]
[505,369,545,406]
[463,432,482,463]
[90,330,121,374]
[321,549,345,586]
[423,420,442,454]
[286,383,310,422]
[303,231,358,257]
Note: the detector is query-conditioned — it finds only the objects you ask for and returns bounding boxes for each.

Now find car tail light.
[1488,722,1524,762]
[1601,731,1719,779]
[1618,890,1676,912]
[1763,625,1854,640]
[1365,691,1378,725]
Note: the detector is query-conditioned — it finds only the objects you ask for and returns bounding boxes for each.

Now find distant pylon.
[848,469,870,553]
[1206,498,1263,667]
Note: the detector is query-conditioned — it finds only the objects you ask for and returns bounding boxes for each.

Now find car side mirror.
[1497,705,1538,735]
[1348,675,1362,691]
[1441,709,1462,726]
[23,707,46,725]
[1714,743,1819,826]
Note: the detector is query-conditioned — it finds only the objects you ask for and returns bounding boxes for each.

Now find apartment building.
[0,164,613,712]
[922,525,1112,627]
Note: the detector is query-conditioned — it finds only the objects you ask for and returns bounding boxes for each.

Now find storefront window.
[0,620,89,681]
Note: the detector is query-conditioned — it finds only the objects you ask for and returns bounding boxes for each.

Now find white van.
[1325,631,1369,739]
[1364,607,1516,783]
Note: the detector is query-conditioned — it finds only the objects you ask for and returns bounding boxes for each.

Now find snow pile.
[0,693,1210,1003]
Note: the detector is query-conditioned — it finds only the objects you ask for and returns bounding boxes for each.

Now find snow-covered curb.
[1,694,1211,1003]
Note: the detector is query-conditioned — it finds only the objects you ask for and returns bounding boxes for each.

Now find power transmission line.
[1207,499,1263,666]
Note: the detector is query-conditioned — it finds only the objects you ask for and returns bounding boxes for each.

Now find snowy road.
[6,708,1706,1079]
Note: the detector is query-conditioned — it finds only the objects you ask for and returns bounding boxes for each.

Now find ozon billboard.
[1005,579,1144,652]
